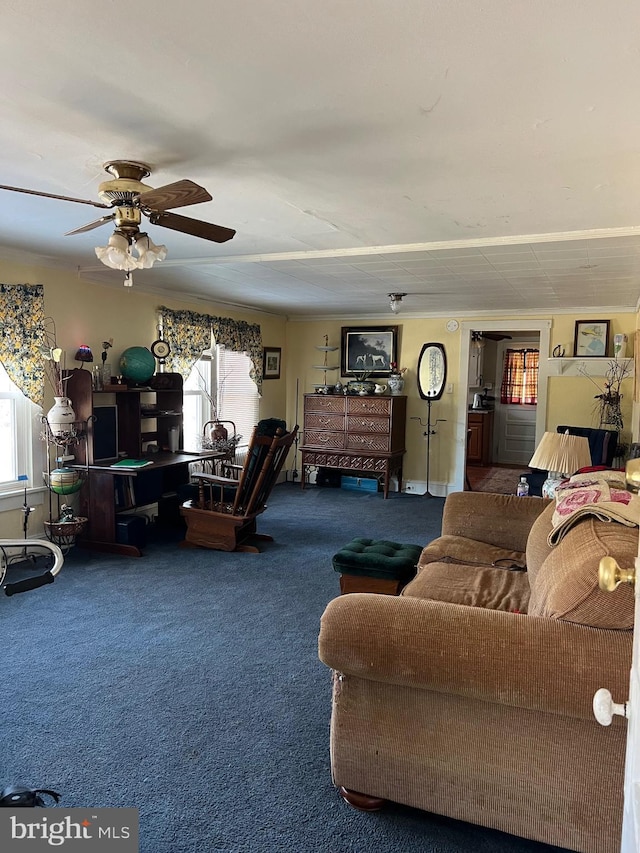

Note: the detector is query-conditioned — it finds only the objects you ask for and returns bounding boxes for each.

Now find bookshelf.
[65,369,184,463]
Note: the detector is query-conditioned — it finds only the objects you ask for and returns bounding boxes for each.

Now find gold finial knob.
[599,556,635,591]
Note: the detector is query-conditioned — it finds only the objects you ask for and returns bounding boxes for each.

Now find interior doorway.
[453,320,551,494]
[492,336,539,466]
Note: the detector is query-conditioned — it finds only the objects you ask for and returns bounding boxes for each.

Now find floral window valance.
[0,283,47,407]
[158,306,263,394]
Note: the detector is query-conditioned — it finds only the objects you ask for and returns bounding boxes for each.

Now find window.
[183,346,260,450]
[500,349,539,405]
[0,361,42,494]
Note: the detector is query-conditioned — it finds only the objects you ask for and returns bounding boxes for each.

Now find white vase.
[46,396,76,436]
[388,375,405,396]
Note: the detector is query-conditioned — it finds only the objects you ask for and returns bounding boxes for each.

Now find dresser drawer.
[346,433,392,452]
[302,430,346,450]
[346,397,392,416]
[305,412,345,431]
[346,415,391,434]
[304,395,346,414]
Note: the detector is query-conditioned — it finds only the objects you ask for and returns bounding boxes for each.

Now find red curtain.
[500,349,539,404]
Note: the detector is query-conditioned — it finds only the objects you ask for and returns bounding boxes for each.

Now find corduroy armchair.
[319,490,637,853]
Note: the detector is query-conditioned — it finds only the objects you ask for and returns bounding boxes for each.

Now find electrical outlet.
[446,382,454,394]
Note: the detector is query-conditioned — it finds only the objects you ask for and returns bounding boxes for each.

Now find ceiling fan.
[0,160,236,274]
[472,331,512,342]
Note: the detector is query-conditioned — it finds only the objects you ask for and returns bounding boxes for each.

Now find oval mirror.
[417,342,447,401]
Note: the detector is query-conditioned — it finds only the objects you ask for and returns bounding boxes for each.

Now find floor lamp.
[416,342,447,498]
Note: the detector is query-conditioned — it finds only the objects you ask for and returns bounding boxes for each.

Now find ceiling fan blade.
[483,333,512,341]
[64,214,116,236]
[138,180,212,212]
[148,210,236,243]
[0,184,111,209]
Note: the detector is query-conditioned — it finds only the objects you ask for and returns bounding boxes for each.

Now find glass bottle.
[92,365,103,391]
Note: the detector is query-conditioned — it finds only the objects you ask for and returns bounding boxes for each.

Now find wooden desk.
[73,451,222,557]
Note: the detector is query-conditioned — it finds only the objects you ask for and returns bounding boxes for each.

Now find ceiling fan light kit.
[0,159,235,284]
[94,230,167,274]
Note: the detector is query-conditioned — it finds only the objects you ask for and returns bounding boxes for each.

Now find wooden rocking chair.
[180,419,298,552]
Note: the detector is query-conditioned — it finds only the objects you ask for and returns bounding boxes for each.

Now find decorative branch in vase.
[578,358,632,433]
[192,364,242,451]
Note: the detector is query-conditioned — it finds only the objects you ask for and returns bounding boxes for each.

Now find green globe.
[119,346,156,383]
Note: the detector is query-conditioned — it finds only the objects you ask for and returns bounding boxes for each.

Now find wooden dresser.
[300,393,407,498]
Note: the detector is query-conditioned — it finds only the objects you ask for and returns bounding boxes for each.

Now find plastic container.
[168,426,180,452]
[516,476,530,497]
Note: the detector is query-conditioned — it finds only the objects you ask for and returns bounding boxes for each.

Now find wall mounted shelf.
[547,357,634,377]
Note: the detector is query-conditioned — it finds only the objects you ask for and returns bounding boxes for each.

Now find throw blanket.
[549,470,640,545]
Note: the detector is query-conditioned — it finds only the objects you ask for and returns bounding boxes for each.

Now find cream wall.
[0,259,287,537]
[1,255,637,537]
[546,315,636,447]
[287,312,638,493]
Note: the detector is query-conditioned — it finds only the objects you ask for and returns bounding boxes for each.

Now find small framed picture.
[573,320,610,358]
[341,326,398,377]
[263,346,282,379]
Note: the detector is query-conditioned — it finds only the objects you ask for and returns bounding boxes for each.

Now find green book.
[109,459,153,469]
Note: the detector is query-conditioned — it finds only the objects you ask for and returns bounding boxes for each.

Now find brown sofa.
[318,491,637,853]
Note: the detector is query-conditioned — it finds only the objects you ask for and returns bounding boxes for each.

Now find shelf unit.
[313,334,339,390]
[547,357,634,377]
[40,416,89,551]
[65,368,183,464]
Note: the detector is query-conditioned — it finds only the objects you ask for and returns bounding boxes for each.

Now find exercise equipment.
[1,539,64,596]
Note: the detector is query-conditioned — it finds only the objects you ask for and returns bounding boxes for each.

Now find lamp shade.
[529,432,592,476]
[135,233,167,268]
[95,232,139,271]
[74,344,93,363]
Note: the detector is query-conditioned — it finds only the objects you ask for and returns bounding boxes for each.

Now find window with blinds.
[183,346,260,450]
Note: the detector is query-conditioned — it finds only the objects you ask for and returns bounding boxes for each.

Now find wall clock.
[151,339,171,360]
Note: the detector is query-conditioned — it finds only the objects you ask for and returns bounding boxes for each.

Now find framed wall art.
[573,320,610,358]
[263,346,282,379]
[341,326,398,377]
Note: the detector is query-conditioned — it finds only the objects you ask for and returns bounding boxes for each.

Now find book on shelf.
[110,458,154,469]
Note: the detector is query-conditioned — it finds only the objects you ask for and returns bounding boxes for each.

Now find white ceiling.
[2,0,640,318]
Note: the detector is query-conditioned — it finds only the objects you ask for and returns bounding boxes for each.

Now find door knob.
[598,556,635,591]
[593,688,628,726]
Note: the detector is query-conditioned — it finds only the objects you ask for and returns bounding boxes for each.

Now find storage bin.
[116,514,147,548]
[340,475,379,493]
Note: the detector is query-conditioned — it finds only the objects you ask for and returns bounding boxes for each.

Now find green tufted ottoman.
[332,537,422,595]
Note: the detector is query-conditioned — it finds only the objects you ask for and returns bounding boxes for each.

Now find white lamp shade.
[95,232,138,270]
[135,233,167,268]
[95,231,167,272]
[529,432,592,476]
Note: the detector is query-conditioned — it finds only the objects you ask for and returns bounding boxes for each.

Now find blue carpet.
[1,484,567,852]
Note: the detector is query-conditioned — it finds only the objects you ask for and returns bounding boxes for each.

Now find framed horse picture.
[341,326,398,378]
